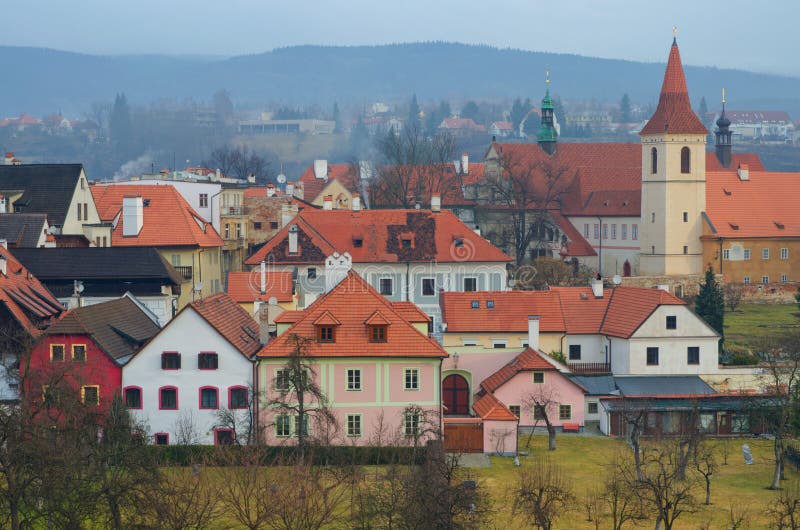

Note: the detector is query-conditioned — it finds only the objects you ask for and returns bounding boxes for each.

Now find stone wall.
[619,274,705,298]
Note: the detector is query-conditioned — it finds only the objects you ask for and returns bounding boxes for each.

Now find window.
[50,344,65,362]
[683,211,688,222]
[422,278,436,296]
[559,405,572,421]
[171,254,181,266]
[236,223,242,239]
[347,414,362,437]
[83,203,88,220]
[666,316,677,330]
[198,352,218,370]
[763,248,770,260]
[159,387,178,410]
[270,221,278,230]
[680,146,690,173]
[568,344,581,361]
[404,412,420,437]
[611,224,616,239]
[781,248,789,260]
[370,325,387,343]
[470,300,479,309]
[687,346,700,365]
[275,369,290,392]
[77,203,82,221]
[621,224,627,240]
[602,224,608,239]
[229,387,248,409]
[462,338,478,347]
[683,245,688,255]
[632,224,638,240]
[295,415,309,437]
[492,340,507,349]
[646,347,659,366]
[215,428,235,445]
[723,249,730,260]
[588,402,599,414]
[651,147,658,174]
[743,276,750,285]
[731,413,750,434]
[276,415,291,437]
[379,278,393,295]
[593,224,599,239]
[154,433,169,445]
[347,369,362,391]
[404,368,419,390]
[253,222,262,230]
[463,277,477,292]
[199,193,208,208]
[584,224,589,238]
[199,387,219,409]
[307,267,317,280]
[317,326,334,343]
[744,248,751,260]
[533,405,546,421]
[224,224,230,239]
[161,352,181,370]
[782,274,788,283]
[81,385,99,406]
[762,276,769,284]
[509,405,521,418]
[454,238,464,248]
[487,300,495,308]
[401,238,411,249]
[533,372,544,384]
[651,212,655,223]
[124,387,142,409]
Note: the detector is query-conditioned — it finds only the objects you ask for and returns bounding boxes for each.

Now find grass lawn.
[725,303,799,351]
[474,435,786,529]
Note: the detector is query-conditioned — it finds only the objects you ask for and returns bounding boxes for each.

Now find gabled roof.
[389,301,431,323]
[91,184,222,247]
[189,294,261,358]
[0,164,84,226]
[298,164,359,203]
[258,271,446,358]
[550,211,596,257]
[473,392,518,421]
[599,287,685,338]
[44,297,160,364]
[245,208,510,265]
[480,348,569,394]
[440,290,565,333]
[0,214,47,248]
[0,246,63,336]
[548,286,609,334]
[226,271,294,303]
[724,110,794,124]
[640,40,707,135]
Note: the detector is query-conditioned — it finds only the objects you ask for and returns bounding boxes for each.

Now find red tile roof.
[0,246,63,336]
[245,208,510,265]
[548,286,610,334]
[390,301,432,323]
[640,40,707,135]
[298,164,359,203]
[473,392,518,421]
[91,185,223,248]
[705,152,764,172]
[274,310,303,324]
[550,211,596,257]
[226,271,294,303]
[599,287,684,338]
[491,121,514,131]
[480,348,561,394]
[258,271,446,358]
[189,293,261,358]
[440,290,565,333]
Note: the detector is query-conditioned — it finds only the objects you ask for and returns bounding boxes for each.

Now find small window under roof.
[470,300,479,309]
[486,300,495,308]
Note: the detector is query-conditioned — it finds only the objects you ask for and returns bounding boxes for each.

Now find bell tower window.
[680,147,691,174]
[651,147,658,174]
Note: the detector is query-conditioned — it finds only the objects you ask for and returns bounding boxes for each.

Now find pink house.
[256,271,447,446]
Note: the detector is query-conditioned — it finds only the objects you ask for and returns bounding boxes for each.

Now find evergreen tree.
[696,267,725,350]
[332,102,341,133]
[460,100,479,121]
[407,94,421,130]
[619,93,632,123]
[109,93,132,156]
[698,96,709,118]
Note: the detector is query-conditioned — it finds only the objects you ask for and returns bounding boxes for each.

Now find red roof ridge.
[473,392,518,421]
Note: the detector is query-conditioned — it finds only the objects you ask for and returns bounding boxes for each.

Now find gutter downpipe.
[596,216,603,277]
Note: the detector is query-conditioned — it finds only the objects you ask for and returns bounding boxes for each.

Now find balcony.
[222,206,245,217]
[174,266,193,281]
[568,362,611,374]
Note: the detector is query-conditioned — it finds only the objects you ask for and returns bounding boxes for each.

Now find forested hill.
[3,42,800,117]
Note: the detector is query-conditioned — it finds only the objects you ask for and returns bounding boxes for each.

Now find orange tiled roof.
[245,208,510,265]
[258,271,446,358]
[189,293,261,358]
[390,301,432,323]
[548,286,610,334]
[599,287,685,338]
[91,185,223,248]
[226,271,294,303]
[480,348,560,394]
[440,290,565,333]
[274,310,303,324]
[640,40,707,135]
[0,246,63,336]
[550,211,596,257]
[473,392,518,421]
[298,164,359,203]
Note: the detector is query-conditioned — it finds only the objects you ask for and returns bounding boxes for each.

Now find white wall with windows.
[568,215,640,276]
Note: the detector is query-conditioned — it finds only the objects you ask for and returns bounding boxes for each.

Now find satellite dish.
[612,275,622,285]
[276,174,287,184]
[268,296,278,306]
[74,280,84,293]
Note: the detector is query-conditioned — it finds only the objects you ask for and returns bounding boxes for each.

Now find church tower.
[538,71,558,155]
[639,33,708,276]
[715,89,732,167]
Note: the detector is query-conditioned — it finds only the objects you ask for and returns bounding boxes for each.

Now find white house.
[122,293,261,445]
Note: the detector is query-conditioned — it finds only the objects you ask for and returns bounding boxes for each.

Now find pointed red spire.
[640,40,707,135]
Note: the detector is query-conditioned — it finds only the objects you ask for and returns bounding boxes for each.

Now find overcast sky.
[3,0,798,76]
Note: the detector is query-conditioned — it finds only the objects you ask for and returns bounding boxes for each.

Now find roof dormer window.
[317,326,334,343]
[454,237,464,247]
[369,325,387,343]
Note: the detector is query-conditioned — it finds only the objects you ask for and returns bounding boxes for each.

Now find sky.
[3,0,798,77]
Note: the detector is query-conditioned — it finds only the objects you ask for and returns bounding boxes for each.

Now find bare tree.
[142,466,220,530]
[769,480,800,530]
[728,504,751,530]
[215,383,262,445]
[203,144,271,181]
[724,282,744,313]
[268,463,345,530]
[693,441,717,505]
[173,409,201,445]
[512,458,574,530]
[523,386,560,451]
[602,456,645,530]
[516,257,595,290]
[211,446,277,530]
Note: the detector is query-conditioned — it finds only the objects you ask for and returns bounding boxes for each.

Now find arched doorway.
[623,260,632,277]
[443,374,470,416]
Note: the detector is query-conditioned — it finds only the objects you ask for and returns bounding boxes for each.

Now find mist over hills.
[2,42,800,118]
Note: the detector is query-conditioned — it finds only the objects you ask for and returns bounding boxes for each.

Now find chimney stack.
[323,195,333,210]
[260,260,267,295]
[527,315,540,351]
[267,184,276,197]
[737,163,749,181]
[0,195,6,214]
[247,173,256,184]
[352,193,361,212]
[431,193,441,213]
[590,278,603,298]
[122,196,144,237]
[461,152,469,175]
[288,224,299,254]
[286,182,295,197]
[313,159,328,181]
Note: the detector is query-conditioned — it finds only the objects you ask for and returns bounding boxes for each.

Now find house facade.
[123,293,260,445]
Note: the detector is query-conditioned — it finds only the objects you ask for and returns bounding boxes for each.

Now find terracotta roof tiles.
[189,293,261,358]
[440,290,565,333]
[473,392,518,421]
[480,348,559,394]
[0,246,63,337]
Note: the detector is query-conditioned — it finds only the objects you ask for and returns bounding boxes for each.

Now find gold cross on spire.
[673,25,677,37]
[722,87,726,104]
[545,66,550,86]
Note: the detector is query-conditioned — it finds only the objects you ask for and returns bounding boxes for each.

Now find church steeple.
[715,88,732,167]
[537,69,558,155]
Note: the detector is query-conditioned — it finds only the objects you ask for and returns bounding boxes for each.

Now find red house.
[25,296,160,410]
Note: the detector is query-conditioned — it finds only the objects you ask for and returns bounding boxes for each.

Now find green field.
[725,303,800,351]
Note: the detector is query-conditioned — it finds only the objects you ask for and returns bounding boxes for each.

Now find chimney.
[288,224,299,253]
[313,159,328,181]
[323,195,333,210]
[267,184,276,197]
[590,278,603,298]
[216,168,221,180]
[352,193,361,212]
[260,260,267,295]
[286,182,295,197]
[431,193,441,212]
[247,173,256,184]
[280,204,294,227]
[0,195,5,214]
[461,152,469,175]
[0,239,7,249]
[122,196,144,237]
[737,163,749,181]
[527,315,540,351]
